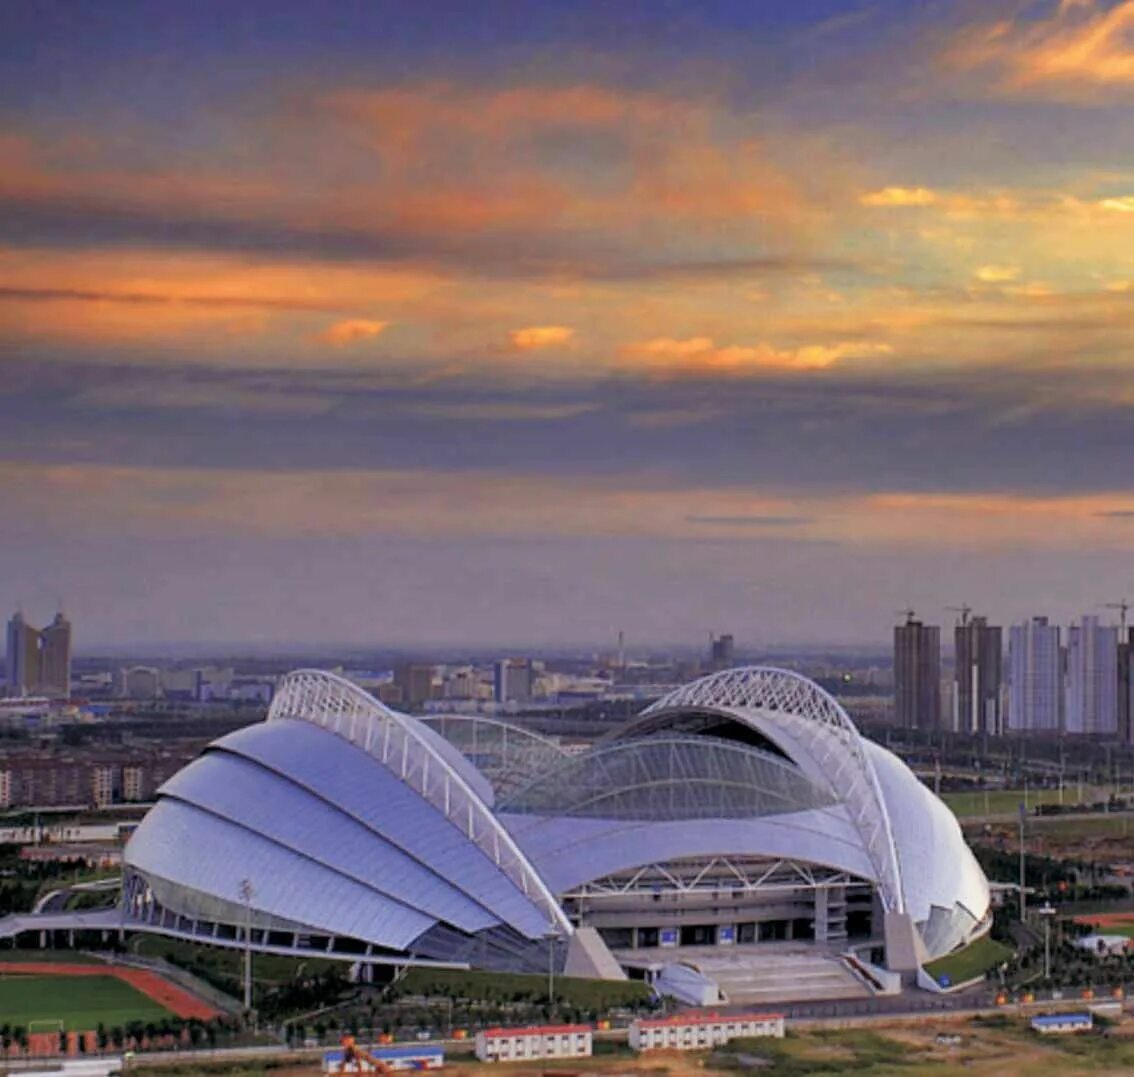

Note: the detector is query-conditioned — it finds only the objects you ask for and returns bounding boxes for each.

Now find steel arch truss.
[635,667,906,914]
[268,670,571,935]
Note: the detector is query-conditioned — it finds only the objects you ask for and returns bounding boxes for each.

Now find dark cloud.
[0,197,843,283]
[0,286,345,312]
[0,354,1131,500]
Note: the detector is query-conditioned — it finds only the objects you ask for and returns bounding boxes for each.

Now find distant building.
[121,666,162,700]
[629,1012,784,1052]
[1066,615,1117,735]
[0,749,192,808]
[709,633,735,670]
[475,1025,592,1063]
[894,616,940,729]
[197,666,235,702]
[92,763,118,808]
[494,658,532,704]
[1118,628,1134,745]
[394,664,435,709]
[443,666,479,699]
[123,765,146,802]
[375,681,403,706]
[6,612,40,696]
[1008,617,1062,734]
[1030,1012,1092,1035]
[954,615,1002,736]
[6,610,71,698]
[39,613,72,697]
[160,668,200,701]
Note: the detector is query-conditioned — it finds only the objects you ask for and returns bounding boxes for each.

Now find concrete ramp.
[655,962,721,1006]
[564,926,627,981]
[619,944,875,1006]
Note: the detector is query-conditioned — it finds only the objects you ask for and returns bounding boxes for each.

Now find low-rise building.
[1031,1012,1092,1035]
[475,1024,593,1063]
[629,1012,785,1052]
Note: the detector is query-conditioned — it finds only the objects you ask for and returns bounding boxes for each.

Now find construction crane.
[336,1034,393,1075]
[896,608,917,625]
[946,604,973,627]
[1103,599,1131,636]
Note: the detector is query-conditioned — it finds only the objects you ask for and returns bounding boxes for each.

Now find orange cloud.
[1100,194,1134,211]
[509,325,575,350]
[319,82,815,235]
[860,186,938,207]
[318,318,389,346]
[0,247,439,358]
[974,264,1021,283]
[947,1,1134,100]
[618,336,892,375]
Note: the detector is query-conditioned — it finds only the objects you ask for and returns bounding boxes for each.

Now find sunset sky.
[2,0,1134,650]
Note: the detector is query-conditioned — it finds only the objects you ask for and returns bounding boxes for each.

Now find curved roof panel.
[267,670,571,934]
[212,719,554,938]
[501,808,874,896]
[160,747,499,934]
[126,798,435,948]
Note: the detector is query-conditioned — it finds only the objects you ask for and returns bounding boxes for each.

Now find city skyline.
[3,1,1134,647]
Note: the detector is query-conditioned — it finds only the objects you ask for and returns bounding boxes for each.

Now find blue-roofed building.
[111,666,991,991]
[1031,1012,1093,1034]
[322,1045,444,1072]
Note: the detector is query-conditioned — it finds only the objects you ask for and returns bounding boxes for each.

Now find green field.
[0,974,171,1031]
[944,787,1107,818]
[923,934,1014,985]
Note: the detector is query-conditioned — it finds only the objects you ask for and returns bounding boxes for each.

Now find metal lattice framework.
[418,715,569,799]
[631,666,906,914]
[498,735,835,820]
[562,856,863,898]
[268,670,572,935]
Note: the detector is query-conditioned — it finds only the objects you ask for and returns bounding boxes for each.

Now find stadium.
[118,667,991,1003]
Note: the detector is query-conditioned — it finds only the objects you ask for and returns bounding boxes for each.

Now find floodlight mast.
[239,878,254,1016]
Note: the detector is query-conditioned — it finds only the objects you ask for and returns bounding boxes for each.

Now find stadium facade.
[120,667,990,983]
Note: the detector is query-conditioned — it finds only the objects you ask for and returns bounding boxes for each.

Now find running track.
[0,962,219,1021]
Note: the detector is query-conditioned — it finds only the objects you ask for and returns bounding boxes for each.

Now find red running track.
[0,962,220,1021]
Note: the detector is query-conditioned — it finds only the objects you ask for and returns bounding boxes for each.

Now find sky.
[2,0,1134,650]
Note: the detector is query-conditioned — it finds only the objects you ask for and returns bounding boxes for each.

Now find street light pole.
[1039,903,1056,981]
[1018,801,1027,922]
[546,922,557,1007]
[239,878,254,1016]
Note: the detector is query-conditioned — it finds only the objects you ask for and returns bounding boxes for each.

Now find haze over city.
[3,0,1133,648]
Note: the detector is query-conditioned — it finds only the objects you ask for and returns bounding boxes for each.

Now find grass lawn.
[129,934,338,986]
[943,787,1107,818]
[0,973,171,1031]
[399,966,652,1009]
[923,935,1014,986]
[1027,813,1134,840]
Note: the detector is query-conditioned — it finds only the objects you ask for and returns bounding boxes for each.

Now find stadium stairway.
[683,948,874,1005]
